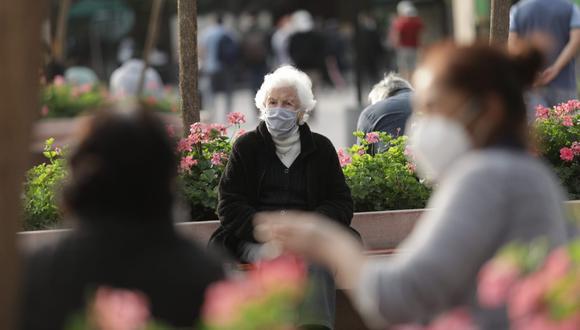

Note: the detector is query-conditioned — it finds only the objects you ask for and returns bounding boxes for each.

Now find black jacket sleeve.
[216,142,257,240]
[314,138,354,227]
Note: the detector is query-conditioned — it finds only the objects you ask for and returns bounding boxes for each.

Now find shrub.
[176,112,247,220]
[23,138,67,231]
[535,100,580,199]
[339,131,431,212]
[41,76,106,118]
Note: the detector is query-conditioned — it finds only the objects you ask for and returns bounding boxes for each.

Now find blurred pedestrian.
[288,11,327,89]
[109,56,164,99]
[240,11,271,95]
[209,66,355,330]
[271,14,294,67]
[200,13,238,119]
[20,106,224,330]
[390,1,424,80]
[359,13,385,86]
[256,41,570,329]
[357,73,413,154]
[509,0,580,118]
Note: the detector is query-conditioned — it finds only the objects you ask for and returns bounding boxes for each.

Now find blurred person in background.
[357,73,413,154]
[509,0,580,118]
[200,13,238,119]
[256,41,570,329]
[240,10,271,96]
[109,54,164,99]
[390,1,423,80]
[271,14,294,67]
[209,66,355,330]
[288,11,327,90]
[358,12,385,86]
[20,106,224,330]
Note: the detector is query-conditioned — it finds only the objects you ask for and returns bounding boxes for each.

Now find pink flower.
[190,122,211,143]
[542,247,571,281]
[90,286,150,330]
[365,132,380,144]
[337,148,352,167]
[227,112,246,126]
[78,83,92,94]
[252,255,307,297]
[508,272,548,321]
[210,123,228,135]
[513,312,580,330]
[535,105,550,120]
[202,280,256,327]
[177,137,193,153]
[478,259,521,308]
[560,147,575,162]
[562,116,574,127]
[357,148,366,156]
[572,142,580,155]
[53,75,65,87]
[179,156,198,173]
[41,105,49,116]
[211,152,227,166]
[71,87,81,97]
[145,80,160,90]
[145,96,157,106]
[407,163,416,173]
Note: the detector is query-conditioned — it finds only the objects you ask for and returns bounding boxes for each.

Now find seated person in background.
[109,56,164,99]
[209,65,355,330]
[256,41,570,329]
[356,73,413,154]
[20,106,224,330]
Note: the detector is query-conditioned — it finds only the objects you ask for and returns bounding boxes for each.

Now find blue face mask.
[264,107,299,138]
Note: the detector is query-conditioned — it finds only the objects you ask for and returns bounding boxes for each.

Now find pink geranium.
[210,152,227,166]
[177,137,193,153]
[78,83,93,94]
[227,112,247,126]
[210,123,228,136]
[337,148,352,167]
[53,75,65,87]
[535,105,550,120]
[179,156,198,172]
[478,259,521,308]
[190,122,211,143]
[41,105,49,116]
[562,116,574,127]
[560,147,575,162]
[252,255,307,297]
[572,142,580,155]
[508,272,549,321]
[90,286,151,330]
[365,132,380,144]
[166,125,175,138]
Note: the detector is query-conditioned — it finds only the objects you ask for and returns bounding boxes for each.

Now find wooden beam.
[0,0,44,328]
[53,0,71,62]
[178,0,200,135]
[490,0,511,44]
[138,0,165,97]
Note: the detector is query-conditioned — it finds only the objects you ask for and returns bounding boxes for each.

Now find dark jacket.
[209,122,354,260]
[357,88,413,153]
[20,220,224,330]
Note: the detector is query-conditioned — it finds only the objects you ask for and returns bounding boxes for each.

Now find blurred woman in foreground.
[255,41,570,329]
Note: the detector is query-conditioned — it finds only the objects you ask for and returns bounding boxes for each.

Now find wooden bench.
[17,209,425,255]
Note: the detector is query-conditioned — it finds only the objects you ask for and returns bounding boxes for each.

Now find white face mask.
[264,107,299,138]
[406,114,472,182]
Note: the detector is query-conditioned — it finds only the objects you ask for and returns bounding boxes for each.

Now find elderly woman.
[209,65,354,330]
[256,42,571,329]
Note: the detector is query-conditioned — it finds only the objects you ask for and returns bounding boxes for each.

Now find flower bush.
[477,239,580,329]
[176,112,246,220]
[23,138,67,231]
[41,76,106,118]
[340,131,430,212]
[200,255,306,330]
[535,100,580,199]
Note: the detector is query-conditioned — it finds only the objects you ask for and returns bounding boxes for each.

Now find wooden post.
[0,1,44,328]
[138,0,165,97]
[178,0,200,134]
[490,0,511,44]
[53,0,71,62]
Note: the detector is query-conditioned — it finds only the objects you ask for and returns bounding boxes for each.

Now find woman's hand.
[254,211,366,289]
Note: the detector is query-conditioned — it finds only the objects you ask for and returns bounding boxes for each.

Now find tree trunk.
[138,0,165,97]
[0,1,44,328]
[54,0,71,62]
[490,0,511,44]
[178,0,199,135]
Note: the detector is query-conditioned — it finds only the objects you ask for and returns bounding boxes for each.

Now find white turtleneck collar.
[270,126,301,168]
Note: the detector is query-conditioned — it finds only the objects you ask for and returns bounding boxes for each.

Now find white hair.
[255,65,317,123]
[397,1,418,17]
[368,72,413,104]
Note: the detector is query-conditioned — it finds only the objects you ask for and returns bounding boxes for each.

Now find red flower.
[478,259,521,308]
[535,105,550,120]
[90,286,151,330]
[179,156,198,173]
[337,148,352,167]
[560,147,575,162]
[177,137,193,153]
[365,132,380,144]
[562,116,574,127]
[571,142,580,155]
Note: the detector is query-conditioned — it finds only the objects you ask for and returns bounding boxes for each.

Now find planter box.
[17,209,426,255]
